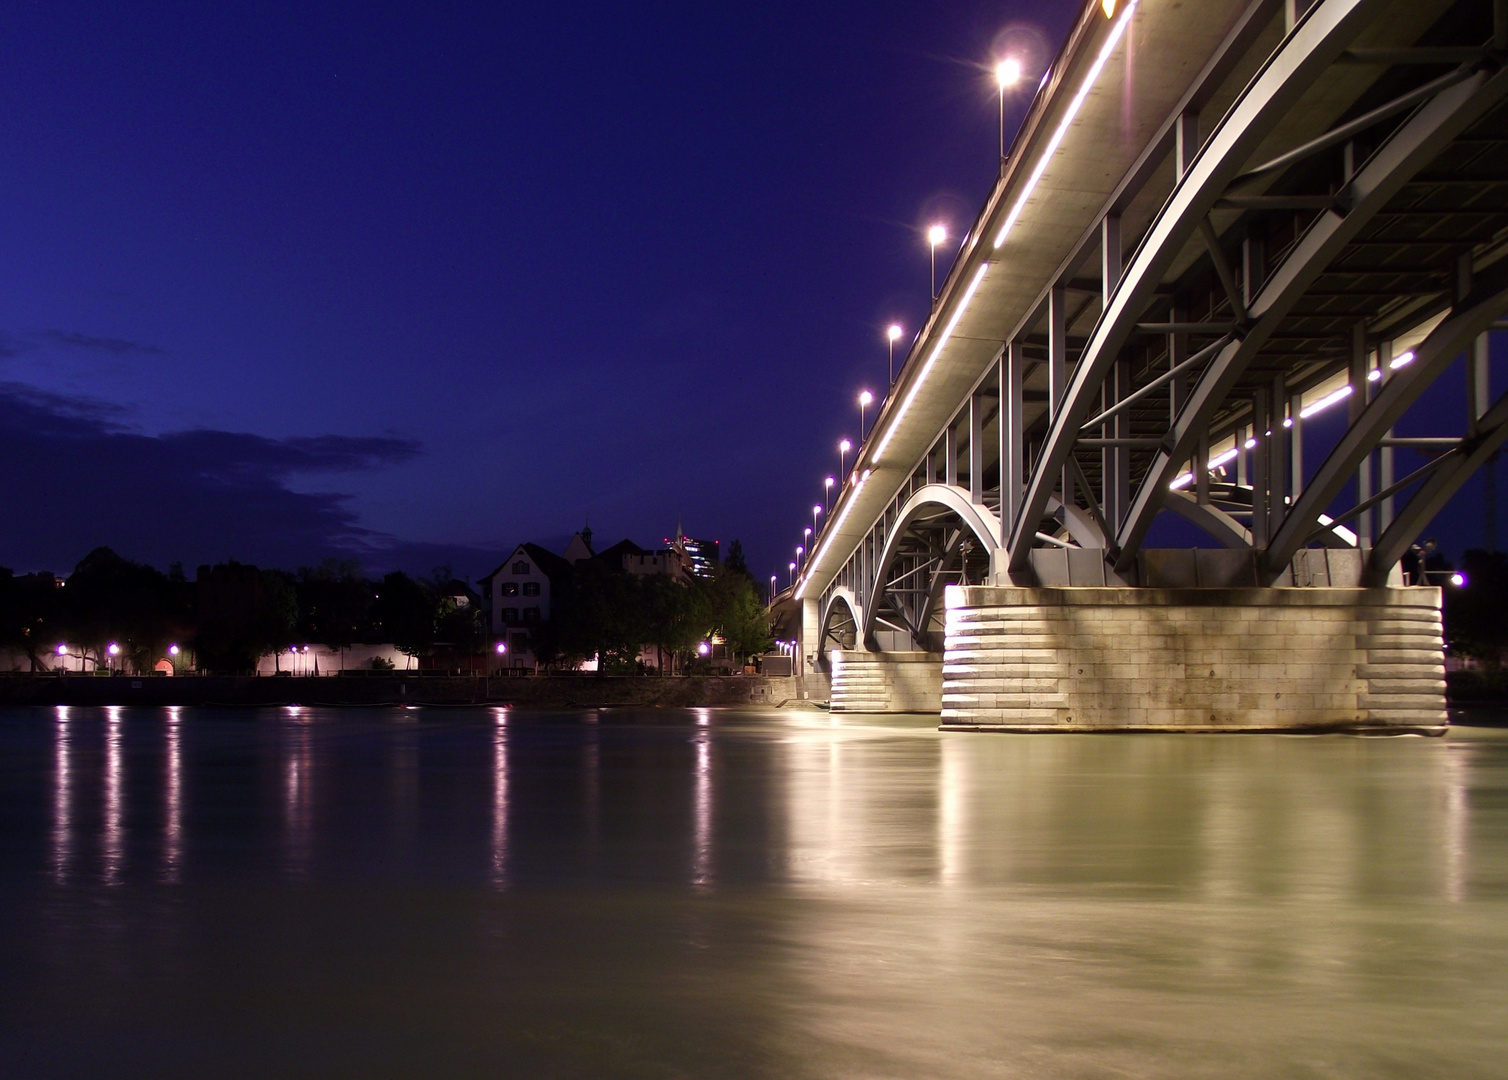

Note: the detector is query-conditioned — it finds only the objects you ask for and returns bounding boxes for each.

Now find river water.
[1,704,1506,1078]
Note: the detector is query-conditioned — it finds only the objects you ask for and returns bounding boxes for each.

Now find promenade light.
[56,644,66,656]
[168,644,179,656]
[697,642,711,656]
[887,323,904,383]
[789,560,797,587]
[107,643,120,656]
[495,642,507,654]
[824,476,835,512]
[995,58,1022,158]
[859,390,874,440]
[874,263,990,463]
[1451,572,1468,587]
[928,224,948,299]
[996,0,1139,248]
[839,438,852,480]
[812,504,822,533]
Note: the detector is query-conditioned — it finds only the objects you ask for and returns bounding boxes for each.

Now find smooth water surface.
[2,704,1506,1078]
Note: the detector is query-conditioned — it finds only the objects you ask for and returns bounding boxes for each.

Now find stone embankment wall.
[829,651,943,713]
[0,674,813,709]
[941,586,1445,734]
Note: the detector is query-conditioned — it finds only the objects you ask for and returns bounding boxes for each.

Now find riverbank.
[0,672,826,708]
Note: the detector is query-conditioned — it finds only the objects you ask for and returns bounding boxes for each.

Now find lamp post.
[995,58,1022,159]
[795,545,804,574]
[770,574,778,605]
[839,439,852,480]
[788,561,797,589]
[812,504,822,536]
[824,476,835,513]
[858,390,874,441]
[887,323,903,383]
[928,223,947,299]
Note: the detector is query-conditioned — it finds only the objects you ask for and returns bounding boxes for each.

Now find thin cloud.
[42,329,165,355]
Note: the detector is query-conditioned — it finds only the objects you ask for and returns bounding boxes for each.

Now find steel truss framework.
[818,0,1508,652]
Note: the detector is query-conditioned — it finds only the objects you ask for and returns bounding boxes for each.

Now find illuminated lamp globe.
[887,324,903,342]
[927,224,947,247]
[996,58,1022,89]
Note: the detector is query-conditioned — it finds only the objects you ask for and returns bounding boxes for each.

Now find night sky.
[0,2,1495,584]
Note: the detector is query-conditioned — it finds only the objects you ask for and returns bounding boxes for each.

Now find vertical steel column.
[945,420,959,489]
[1049,284,1072,507]
[1269,372,1287,529]
[925,439,937,485]
[1108,359,1130,532]
[1379,340,1395,532]
[1175,113,1199,180]
[1196,428,1210,506]
[1252,389,1270,548]
[1236,424,1248,488]
[1003,343,1025,537]
[1102,216,1122,306]
[1168,304,1187,427]
[1350,321,1372,549]
[1289,390,1305,499]
[968,392,985,505]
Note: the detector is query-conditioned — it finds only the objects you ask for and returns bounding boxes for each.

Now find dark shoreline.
[0,673,810,709]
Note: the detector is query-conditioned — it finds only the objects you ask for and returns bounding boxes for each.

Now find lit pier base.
[940,586,1446,734]
[829,651,943,713]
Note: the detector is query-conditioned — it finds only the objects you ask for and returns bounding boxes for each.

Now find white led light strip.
[994,0,1139,249]
[795,470,870,600]
[872,263,990,464]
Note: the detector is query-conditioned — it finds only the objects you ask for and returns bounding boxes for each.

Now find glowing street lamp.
[859,390,874,440]
[770,574,778,603]
[995,58,1022,159]
[789,560,797,588]
[795,545,804,573]
[824,475,835,512]
[839,438,852,480]
[928,223,948,299]
[887,323,904,383]
[812,504,822,534]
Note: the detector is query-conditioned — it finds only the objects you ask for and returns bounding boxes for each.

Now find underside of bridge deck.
[798,0,1503,728]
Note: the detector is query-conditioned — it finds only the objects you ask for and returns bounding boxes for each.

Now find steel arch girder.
[1115,63,1508,574]
[819,588,862,655]
[862,484,1001,653]
[1265,261,1508,576]
[1005,0,1387,573]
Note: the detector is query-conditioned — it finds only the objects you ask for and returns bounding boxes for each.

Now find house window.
[522,581,540,596]
[522,606,540,624]
[502,607,519,624]
[513,561,530,574]
[501,582,519,596]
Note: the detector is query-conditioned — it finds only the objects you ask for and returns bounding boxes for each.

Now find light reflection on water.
[4,705,1507,1077]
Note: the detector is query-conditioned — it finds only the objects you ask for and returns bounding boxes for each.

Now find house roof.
[478,542,574,586]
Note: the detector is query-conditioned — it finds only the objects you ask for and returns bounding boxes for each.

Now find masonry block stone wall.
[941,585,1446,733]
[830,651,943,713]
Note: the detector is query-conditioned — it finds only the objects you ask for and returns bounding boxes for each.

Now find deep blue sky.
[0,1,1495,583]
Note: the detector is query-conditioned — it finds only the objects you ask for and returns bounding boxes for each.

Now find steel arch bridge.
[801,0,1508,669]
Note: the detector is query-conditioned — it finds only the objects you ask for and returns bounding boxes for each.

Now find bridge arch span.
[861,484,1001,653]
[818,588,862,665]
